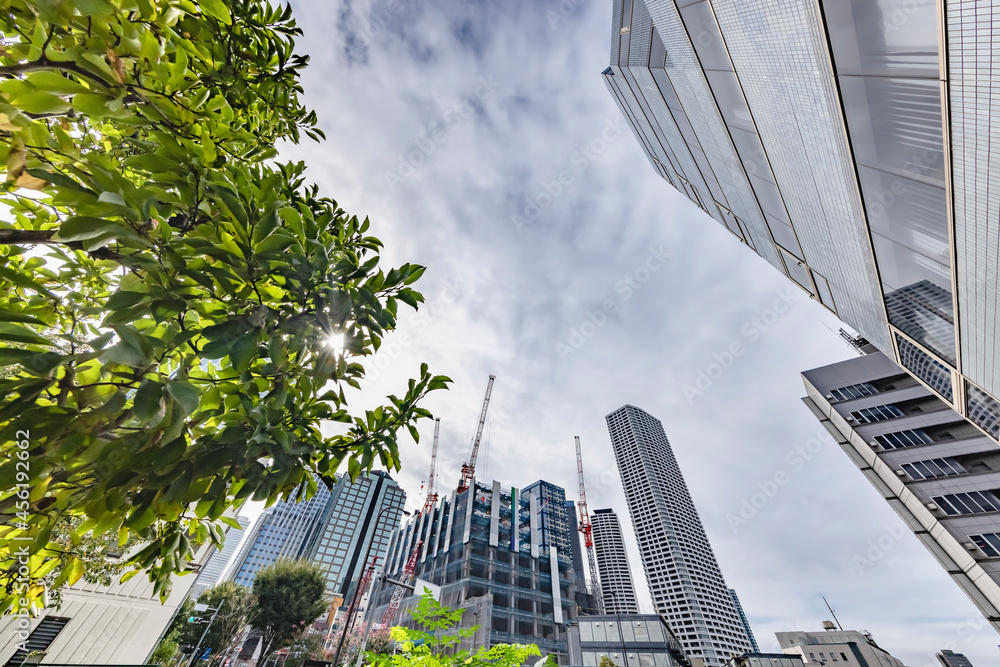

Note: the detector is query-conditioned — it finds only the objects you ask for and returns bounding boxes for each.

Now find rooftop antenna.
[822,595,843,631]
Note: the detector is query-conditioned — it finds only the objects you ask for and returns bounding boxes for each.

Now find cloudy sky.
[244,0,998,663]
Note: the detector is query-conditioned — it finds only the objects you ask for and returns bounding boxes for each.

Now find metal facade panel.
[709,0,892,353]
[949,1,1000,399]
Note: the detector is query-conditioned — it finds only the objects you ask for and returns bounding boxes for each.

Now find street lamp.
[330,505,408,667]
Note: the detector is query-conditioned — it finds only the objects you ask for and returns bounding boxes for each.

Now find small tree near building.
[251,559,328,665]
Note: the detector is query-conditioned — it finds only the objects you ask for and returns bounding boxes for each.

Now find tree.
[149,631,181,667]
[282,634,325,667]
[372,593,545,667]
[194,582,255,666]
[598,657,617,667]
[327,622,393,667]
[251,559,328,664]
[0,0,449,613]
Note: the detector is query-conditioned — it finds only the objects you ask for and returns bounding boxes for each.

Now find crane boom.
[458,375,495,493]
[380,540,423,627]
[576,436,604,613]
[421,419,441,515]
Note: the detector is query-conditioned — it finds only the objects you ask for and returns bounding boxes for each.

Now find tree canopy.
[250,559,328,664]
[0,0,448,613]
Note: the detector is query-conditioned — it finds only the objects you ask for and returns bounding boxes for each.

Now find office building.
[569,615,691,667]
[229,479,332,586]
[602,0,1000,443]
[591,509,639,615]
[727,656,802,667]
[369,478,581,664]
[606,405,752,665]
[567,500,600,615]
[191,514,251,598]
[775,627,904,667]
[0,541,214,665]
[802,352,1000,632]
[727,589,758,653]
[304,471,407,602]
[937,649,975,667]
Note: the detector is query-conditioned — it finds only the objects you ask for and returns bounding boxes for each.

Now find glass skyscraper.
[603,0,1000,444]
[303,470,406,602]
[606,405,752,666]
[229,480,332,587]
[191,514,250,597]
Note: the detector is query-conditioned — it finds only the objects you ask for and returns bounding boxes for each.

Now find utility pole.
[187,601,225,667]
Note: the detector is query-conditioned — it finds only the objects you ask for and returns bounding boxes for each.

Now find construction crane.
[380,541,423,627]
[576,436,604,613]
[457,375,495,493]
[421,419,441,515]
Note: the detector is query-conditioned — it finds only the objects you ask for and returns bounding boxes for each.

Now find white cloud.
[278,0,999,662]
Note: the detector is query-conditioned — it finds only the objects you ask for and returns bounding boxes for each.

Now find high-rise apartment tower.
[603,0,1000,444]
[606,405,752,665]
[590,509,639,615]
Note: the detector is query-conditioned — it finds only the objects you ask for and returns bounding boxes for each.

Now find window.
[902,458,965,480]
[933,491,1000,516]
[5,617,70,666]
[970,533,1000,557]
[830,382,877,401]
[851,404,903,423]
[875,428,932,449]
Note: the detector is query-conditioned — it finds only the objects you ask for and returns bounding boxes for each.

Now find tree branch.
[0,229,124,261]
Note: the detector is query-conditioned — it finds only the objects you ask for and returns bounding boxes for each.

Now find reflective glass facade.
[571,615,690,667]
[229,479,332,587]
[303,471,406,601]
[604,0,1000,444]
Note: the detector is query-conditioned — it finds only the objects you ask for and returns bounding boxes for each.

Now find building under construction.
[366,476,583,664]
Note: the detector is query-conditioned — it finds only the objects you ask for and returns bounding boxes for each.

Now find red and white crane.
[420,419,441,515]
[380,541,423,627]
[576,436,604,613]
[457,375,495,493]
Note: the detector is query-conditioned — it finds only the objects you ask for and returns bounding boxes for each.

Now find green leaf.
[0,348,34,366]
[55,216,144,244]
[133,379,163,421]
[199,0,232,24]
[25,71,91,96]
[166,380,200,416]
[0,310,44,325]
[0,322,52,346]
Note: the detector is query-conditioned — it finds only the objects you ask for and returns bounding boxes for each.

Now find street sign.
[198,648,212,660]
[193,603,209,612]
